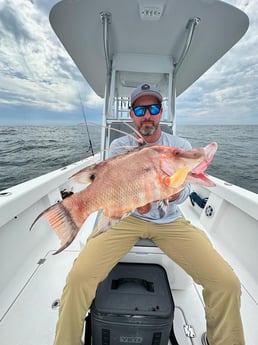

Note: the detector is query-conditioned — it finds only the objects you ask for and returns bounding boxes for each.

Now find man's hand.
[136,192,181,215]
[136,203,152,214]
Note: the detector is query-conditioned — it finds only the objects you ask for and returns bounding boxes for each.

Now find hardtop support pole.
[100,11,112,159]
[171,17,200,134]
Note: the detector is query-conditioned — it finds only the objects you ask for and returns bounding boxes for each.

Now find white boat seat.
[135,238,157,247]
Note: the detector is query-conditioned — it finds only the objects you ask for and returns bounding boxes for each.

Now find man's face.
[130,95,163,137]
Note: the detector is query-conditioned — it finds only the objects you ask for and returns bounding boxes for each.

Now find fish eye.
[90,174,96,181]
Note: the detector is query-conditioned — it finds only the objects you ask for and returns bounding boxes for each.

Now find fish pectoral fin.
[92,212,131,238]
[164,167,189,188]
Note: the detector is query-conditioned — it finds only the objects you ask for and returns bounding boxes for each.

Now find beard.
[138,121,158,136]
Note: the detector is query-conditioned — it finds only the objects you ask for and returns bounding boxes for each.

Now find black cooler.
[88,263,175,345]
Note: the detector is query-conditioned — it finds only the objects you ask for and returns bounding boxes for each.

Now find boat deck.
[0,250,78,345]
[0,248,205,345]
[1,198,257,345]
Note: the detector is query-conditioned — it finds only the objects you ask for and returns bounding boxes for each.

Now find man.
[53,84,245,345]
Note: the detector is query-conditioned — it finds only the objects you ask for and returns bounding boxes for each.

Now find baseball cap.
[131,83,163,105]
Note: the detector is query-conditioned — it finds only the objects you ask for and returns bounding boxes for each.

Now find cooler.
[89,263,175,345]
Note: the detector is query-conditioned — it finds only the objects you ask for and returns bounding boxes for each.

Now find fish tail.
[30,202,85,255]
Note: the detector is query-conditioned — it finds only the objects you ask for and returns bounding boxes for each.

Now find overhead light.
[140,5,163,21]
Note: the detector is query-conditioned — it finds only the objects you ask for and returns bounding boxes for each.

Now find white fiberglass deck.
[0,249,205,345]
[1,197,257,345]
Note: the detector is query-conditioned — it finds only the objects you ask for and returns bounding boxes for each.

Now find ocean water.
[177,125,258,194]
[0,125,257,194]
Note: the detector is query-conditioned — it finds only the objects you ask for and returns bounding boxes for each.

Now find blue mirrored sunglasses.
[132,104,161,117]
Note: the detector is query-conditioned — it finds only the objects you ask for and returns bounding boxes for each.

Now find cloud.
[0,0,88,114]
[0,0,257,125]
[86,90,104,109]
[176,0,258,124]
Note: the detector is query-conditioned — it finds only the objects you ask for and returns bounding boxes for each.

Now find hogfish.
[30,142,217,254]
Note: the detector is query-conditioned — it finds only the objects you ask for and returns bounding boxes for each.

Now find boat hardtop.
[49,0,248,98]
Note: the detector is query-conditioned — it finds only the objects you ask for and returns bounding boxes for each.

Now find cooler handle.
[111,277,154,292]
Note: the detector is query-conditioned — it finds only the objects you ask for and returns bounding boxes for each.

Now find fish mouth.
[187,142,218,186]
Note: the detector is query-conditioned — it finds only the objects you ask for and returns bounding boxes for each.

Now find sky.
[0,0,257,126]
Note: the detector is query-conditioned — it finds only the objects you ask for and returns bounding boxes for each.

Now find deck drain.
[205,204,215,218]
[51,299,60,310]
[37,258,46,265]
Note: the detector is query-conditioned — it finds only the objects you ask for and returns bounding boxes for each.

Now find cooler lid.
[93,263,174,318]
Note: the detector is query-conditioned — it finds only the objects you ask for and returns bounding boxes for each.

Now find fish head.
[160,142,218,187]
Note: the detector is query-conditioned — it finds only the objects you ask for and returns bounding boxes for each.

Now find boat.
[0,0,257,344]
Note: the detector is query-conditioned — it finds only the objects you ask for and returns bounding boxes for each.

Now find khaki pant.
[53,216,245,345]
